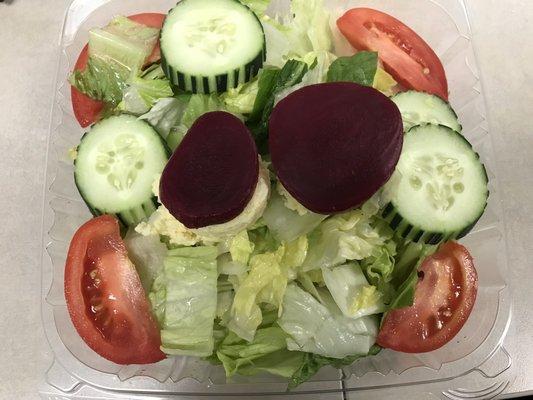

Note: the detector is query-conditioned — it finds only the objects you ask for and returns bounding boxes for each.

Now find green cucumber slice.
[74,114,169,226]
[392,90,462,133]
[160,0,265,94]
[383,124,488,244]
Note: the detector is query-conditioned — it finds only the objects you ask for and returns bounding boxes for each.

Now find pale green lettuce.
[303,208,390,271]
[279,284,379,359]
[263,0,333,67]
[150,246,218,357]
[263,189,326,243]
[322,263,385,319]
[123,229,167,292]
[227,237,308,342]
[70,16,160,106]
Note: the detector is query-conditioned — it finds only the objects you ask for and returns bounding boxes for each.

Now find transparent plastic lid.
[41,0,512,398]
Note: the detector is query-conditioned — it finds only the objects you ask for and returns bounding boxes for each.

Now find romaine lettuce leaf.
[123,229,167,292]
[274,50,337,104]
[387,240,437,310]
[326,51,378,86]
[69,56,129,106]
[150,246,218,357]
[262,189,326,243]
[322,263,385,319]
[263,0,333,67]
[228,247,286,341]
[288,345,381,389]
[229,230,255,265]
[70,16,160,105]
[89,16,159,72]
[120,68,173,114]
[138,96,190,139]
[279,284,379,359]
[303,208,389,271]
[221,80,259,115]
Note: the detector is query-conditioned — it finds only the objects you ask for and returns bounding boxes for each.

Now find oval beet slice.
[269,82,403,214]
[160,111,259,228]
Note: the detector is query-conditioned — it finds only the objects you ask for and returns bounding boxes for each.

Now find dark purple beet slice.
[160,111,259,228]
[269,82,403,214]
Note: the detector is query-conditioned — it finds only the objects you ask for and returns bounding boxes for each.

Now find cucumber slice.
[160,0,265,94]
[75,115,169,226]
[383,124,488,244]
[392,91,462,133]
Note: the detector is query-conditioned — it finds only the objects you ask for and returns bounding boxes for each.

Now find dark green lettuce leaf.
[326,51,378,86]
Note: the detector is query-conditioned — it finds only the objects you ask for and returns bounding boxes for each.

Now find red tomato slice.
[377,242,478,353]
[71,13,166,128]
[64,215,165,364]
[337,8,448,100]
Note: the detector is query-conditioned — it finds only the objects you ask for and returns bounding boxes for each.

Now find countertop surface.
[0,0,531,399]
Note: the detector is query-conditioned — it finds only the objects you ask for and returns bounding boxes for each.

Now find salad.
[64,0,487,388]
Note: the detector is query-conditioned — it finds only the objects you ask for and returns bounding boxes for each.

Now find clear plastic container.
[40,0,513,398]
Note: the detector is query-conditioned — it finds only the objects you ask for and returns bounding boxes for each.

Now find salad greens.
[70,16,160,107]
[327,51,379,86]
[74,0,440,388]
[150,246,218,357]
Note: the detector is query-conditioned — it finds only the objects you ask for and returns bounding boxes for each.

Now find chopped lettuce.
[228,238,307,342]
[123,229,167,292]
[388,240,437,310]
[228,247,286,341]
[274,50,337,104]
[263,189,326,243]
[89,16,159,72]
[322,263,385,319]
[303,208,389,271]
[360,240,397,304]
[229,230,255,265]
[216,327,303,378]
[276,182,309,216]
[289,345,381,389]
[263,0,333,67]
[69,56,129,106]
[138,96,190,139]
[221,80,259,115]
[279,284,378,359]
[150,246,218,357]
[120,66,173,114]
[70,16,160,106]
[326,51,378,86]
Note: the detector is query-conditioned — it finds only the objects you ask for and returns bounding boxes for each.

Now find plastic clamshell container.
[41,0,512,398]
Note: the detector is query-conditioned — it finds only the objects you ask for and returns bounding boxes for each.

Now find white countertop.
[0,0,532,399]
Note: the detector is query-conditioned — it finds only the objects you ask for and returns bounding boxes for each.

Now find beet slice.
[160,111,259,228]
[269,82,403,214]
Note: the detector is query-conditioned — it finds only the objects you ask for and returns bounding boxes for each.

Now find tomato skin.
[337,8,448,100]
[71,13,166,128]
[377,242,478,353]
[64,215,165,365]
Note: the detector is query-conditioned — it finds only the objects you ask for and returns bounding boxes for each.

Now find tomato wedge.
[64,215,165,364]
[377,242,478,353]
[337,8,448,100]
[71,13,166,127]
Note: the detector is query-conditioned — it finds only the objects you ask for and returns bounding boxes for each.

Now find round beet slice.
[269,82,403,214]
[160,111,259,228]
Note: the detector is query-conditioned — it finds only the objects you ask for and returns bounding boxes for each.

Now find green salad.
[64,0,487,388]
